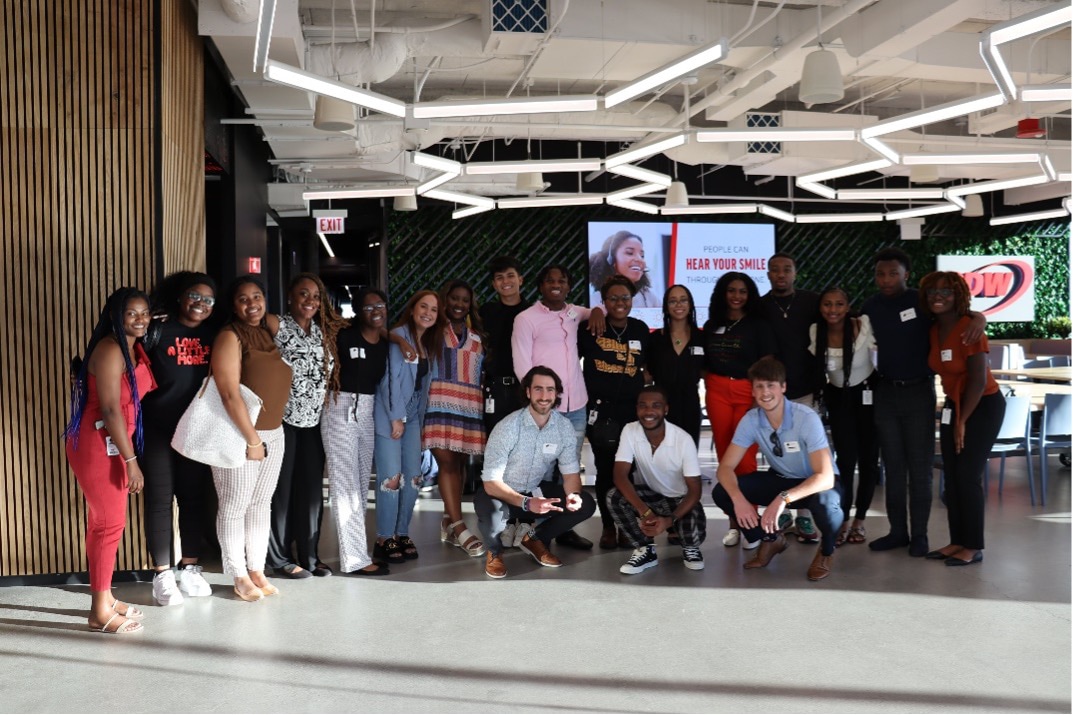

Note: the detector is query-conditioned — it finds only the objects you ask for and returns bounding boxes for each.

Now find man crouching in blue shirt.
[711,357,843,581]
[476,366,598,579]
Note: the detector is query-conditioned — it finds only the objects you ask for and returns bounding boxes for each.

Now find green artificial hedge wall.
[387,204,1070,338]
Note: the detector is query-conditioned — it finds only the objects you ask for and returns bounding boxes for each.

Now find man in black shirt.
[759,252,822,544]
[479,256,531,433]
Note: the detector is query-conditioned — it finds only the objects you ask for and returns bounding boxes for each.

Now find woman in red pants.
[64,287,157,634]
[702,272,776,549]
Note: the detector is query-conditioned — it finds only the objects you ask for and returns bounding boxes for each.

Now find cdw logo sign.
[937,256,1035,322]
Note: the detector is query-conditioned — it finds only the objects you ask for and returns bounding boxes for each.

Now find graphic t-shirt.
[141,319,216,430]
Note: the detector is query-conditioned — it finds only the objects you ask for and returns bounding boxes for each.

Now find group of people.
[64,246,1004,633]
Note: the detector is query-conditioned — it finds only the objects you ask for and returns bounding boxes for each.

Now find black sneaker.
[682,546,705,571]
[620,545,658,574]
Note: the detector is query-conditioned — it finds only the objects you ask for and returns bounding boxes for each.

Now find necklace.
[725,316,744,332]
[772,292,795,319]
[609,321,628,342]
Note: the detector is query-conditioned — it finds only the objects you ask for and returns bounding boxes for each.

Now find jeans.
[711,471,844,555]
[372,394,423,538]
[475,480,597,556]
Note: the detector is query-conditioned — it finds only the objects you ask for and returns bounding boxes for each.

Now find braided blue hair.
[64,287,150,453]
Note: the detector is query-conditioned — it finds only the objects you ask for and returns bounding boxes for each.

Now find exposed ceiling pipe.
[730,0,790,46]
[302,16,477,37]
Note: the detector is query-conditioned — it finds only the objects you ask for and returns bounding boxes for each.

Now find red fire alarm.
[248,257,262,274]
[1016,117,1046,139]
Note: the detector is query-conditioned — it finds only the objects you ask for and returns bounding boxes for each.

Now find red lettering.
[963,272,984,296]
[982,272,1012,297]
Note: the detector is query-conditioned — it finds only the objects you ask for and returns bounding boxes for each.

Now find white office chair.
[1036,394,1072,506]
[985,396,1035,504]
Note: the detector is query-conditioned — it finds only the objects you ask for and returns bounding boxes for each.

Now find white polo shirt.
[614,421,701,498]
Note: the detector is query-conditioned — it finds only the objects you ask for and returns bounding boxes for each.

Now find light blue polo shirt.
[731,399,838,480]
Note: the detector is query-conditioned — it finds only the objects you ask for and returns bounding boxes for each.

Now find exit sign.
[317,216,345,234]
[248,257,262,274]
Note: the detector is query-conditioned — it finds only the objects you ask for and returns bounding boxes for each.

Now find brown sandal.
[847,525,867,544]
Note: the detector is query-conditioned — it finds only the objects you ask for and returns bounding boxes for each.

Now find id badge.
[485,397,496,414]
[941,408,952,425]
[95,420,105,430]
[940,349,953,362]
[827,360,837,372]
[862,389,873,405]
[350,347,360,359]
[899,307,916,322]
[588,410,598,426]
[691,346,703,356]
[715,326,726,335]
[628,340,641,351]
[105,436,120,457]
[542,443,558,455]
[405,354,418,365]
[783,441,801,454]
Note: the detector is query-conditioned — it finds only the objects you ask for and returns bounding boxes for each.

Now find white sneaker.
[742,538,761,551]
[722,529,741,547]
[177,564,212,598]
[620,545,658,574]
[682,546,705,571]
[499,523,517,549]
[153,569,184,606]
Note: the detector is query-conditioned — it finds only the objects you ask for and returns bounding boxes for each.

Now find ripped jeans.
[373,396,424,539]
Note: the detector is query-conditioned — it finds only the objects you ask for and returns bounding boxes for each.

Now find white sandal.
[443,519,486,557]
[110,599,144,619]
[90,612,143,635]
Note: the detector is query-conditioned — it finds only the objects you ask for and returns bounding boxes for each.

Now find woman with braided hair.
[65,287,157,634]
[265,273,348,578]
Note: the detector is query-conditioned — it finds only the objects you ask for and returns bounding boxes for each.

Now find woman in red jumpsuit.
[64,287,157,634]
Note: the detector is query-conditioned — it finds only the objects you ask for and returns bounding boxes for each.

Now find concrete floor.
[1,450,1070,713]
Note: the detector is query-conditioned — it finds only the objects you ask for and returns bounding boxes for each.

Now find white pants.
[321,393,375,572]
[211,427,285,577]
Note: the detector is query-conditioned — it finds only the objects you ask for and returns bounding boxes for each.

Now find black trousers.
[940,392,1005,550]
[711,472,844,555]
[266,423,326,570]
[874,379,936,540]
[825,382,880,522]
[475,480,597,556]
[483,378,523,434]
[586,405,633,530]
[140,423,214,566]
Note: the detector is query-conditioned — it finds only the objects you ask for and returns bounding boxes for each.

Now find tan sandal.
[847,525,867,544]
[444,519,486,557]
[110,600,144,619]
[90,612,143,635]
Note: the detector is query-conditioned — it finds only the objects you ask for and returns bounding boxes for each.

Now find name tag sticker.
[940,349,953,362]
[567,309,578,321]
[471,334,481,344]
[485,397,495,414]
[715,326,726,335]
[862,389,873,405]
[587,410,598,426]
[628,340,642,350]
[95,420,106,430]
[899,308,917,322]
[827,360,837,371]
[783,441,801,454]
[941,408,952,425]
[691,346,703,356]
[350,347,360,359]
[405,354,419,364]
[347,408,357,424]
[543,443,558,455]
[105,436,120,457]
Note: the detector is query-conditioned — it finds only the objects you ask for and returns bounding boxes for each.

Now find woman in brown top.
[210,276,293,601]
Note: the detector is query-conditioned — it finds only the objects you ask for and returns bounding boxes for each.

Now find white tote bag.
[171,375,263,468]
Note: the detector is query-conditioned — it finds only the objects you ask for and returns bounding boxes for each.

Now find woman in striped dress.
[425,280,488,558]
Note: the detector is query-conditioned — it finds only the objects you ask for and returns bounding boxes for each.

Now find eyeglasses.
[667,298,691,306]
[361,302,387,313]
[605,295,632,304]
[769,431,784,458]
[186,292,216,307]
[926,288,954,298]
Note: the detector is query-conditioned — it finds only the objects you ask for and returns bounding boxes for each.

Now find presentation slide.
[587,221,775,329]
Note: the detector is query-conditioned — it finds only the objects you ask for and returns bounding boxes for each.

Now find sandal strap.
[98,612,122,633]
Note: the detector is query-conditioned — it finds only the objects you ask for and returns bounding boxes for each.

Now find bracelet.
[124,456,137,464]
[246,442,264,450]
[641,508,653,518]
[520,496,531,512]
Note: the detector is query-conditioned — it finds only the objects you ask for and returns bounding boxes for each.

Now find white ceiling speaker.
[798,49,844,105]
[393,194,418,211]
[515,172,545,192]
[909,164,940,184]
[961,193,984,217]
[899,217,925,240]
[664,181,689,208]
[313,95,355,132]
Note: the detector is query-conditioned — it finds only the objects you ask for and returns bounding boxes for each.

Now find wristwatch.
[780,490,792,506]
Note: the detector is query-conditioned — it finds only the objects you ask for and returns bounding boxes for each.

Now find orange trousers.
[704,374,757,476]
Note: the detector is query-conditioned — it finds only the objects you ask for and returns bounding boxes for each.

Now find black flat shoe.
[312,563,333,577]
[945,551,983,566]
[555,529,594,550]
[350,563,390,576]
[275,564,312,579]
[925,550,951,560]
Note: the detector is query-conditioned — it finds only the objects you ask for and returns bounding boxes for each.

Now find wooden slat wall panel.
[160,0,205,274]
[0,0,157,576]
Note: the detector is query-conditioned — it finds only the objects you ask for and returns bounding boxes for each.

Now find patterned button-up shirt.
[480,407,580,494]
[275,314,333,427]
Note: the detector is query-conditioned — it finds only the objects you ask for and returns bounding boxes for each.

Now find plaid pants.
[607,485,707,548]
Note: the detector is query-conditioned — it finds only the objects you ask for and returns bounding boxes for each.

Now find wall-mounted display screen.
[587,221,776,328]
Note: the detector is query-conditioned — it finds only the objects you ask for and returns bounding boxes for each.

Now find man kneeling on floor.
[476,366,597,578]
[711,357,843,581]
[608,385,707,574]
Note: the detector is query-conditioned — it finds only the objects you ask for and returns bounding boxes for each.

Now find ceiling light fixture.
[412,151,463,173]
[909,165,940,184]
[608,198,660,215]
[253,0,277,73]
[696,128,857,142]
[607,164,673,187]
[799,49,845,105]
[1020,84,1073,102]
[795,180,837,200]
[961,194,984,217]
[860,92,1006,138]
[946,173,1051,197]
[424,189,496,209]
[799,158,893,184]
[416,172,457,195]
[837,188,947,200]
[412,95,598,119]
[498,195,606,209]
[660,204,759,216]
[607,183,665,202]
[604,133,689,169]
[464,159,603,175]
[988,3,1073,46]
[989,207,1071,226]
[303,187,415,200]
[795,213,884,224]
[885,203,963,220]
[604,38,728,108]
[313,96,355,132]
[393,194,418,211]
[452,205,495,219]
[317,231,336,258]
[664,181,690,208]
[902,152,1042,165]
[758,205,796,223]
[515,172,546,192]
[264,60,407,117]
[860,135,901,163]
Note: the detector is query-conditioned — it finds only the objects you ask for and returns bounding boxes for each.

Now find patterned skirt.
[422,380,486,455]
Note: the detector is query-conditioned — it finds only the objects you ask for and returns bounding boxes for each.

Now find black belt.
[489,376,517,386]
[879,376,930,387]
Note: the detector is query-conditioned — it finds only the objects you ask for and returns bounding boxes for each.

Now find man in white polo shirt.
[607,385,706,574]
